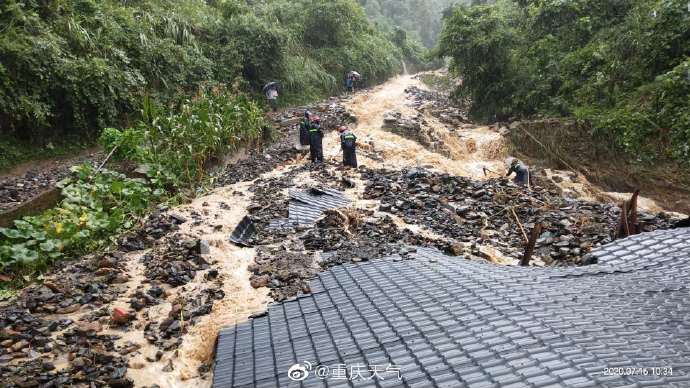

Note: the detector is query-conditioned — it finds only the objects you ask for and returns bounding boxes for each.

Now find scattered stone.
[162,359,174,372]
[112,308,131,325]
[250,275,270,289]
[11,340,29,352]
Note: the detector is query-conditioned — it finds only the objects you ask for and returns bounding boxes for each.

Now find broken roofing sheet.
[229,215,257,247]
[213,228,690,388]
[229,187,350,246]
[268,187,351,230]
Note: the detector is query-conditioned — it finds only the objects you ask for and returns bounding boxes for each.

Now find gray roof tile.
[213,229,690,387]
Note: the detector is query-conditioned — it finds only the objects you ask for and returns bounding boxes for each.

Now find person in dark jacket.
[338,126,358,168]
[299,110,311,147]
[309,115,324,163]
[506,158,529,186]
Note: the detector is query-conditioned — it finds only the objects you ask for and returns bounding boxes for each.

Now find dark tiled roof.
[213,228,690,388]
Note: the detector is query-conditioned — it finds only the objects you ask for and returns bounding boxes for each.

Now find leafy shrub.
[101,88,266,188]
[0,165,161,271]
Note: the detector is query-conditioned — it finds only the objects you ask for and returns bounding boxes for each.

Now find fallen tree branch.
[511,208,529,244]
[93,145,119,177]
[517,125,577,172]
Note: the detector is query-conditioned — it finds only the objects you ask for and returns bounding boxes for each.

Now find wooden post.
[629,190,640,235]
[520,223,542,267]
[614,189,641,240]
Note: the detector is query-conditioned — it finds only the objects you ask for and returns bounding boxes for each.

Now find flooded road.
[2,72,682,388]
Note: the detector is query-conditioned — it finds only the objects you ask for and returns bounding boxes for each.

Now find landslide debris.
[361,167,677,265]
[0,96,357,388]
[0,151,103,212]
[0,210,220,387]
[405,85,468,127]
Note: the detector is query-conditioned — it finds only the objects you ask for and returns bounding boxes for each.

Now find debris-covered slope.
[1,74,684,388]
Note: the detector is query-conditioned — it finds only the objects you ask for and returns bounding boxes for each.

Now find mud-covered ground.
[0,150,103,212]
[0,74,683,388]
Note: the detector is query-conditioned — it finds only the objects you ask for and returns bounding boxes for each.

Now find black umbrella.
[262,82,280,93]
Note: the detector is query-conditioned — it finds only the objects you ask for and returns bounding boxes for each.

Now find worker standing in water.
[338,125,358,168]
[299,110,311,148]
[308,115,324,163]
[506,158,530,186]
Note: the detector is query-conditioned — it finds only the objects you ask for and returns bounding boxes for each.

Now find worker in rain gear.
[299,110,311,147]
[338,126,358,168]
[309,115,324,163]
[506,158,530,186]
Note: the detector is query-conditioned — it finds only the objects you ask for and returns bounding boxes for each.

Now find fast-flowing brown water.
[321,74,508,180]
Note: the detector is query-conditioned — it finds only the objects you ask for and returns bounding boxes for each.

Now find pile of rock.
[142,287,224,353]
[382,110,450,156]
[0,203,225,386]
[302,209,450,267]
[119,209,185,252]
[0,307,133,387]
[143,235,210,287]
[249,246,318,302]
[361,167,677,265]
[404,86,468,127]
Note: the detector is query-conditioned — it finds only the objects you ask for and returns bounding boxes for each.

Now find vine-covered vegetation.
[438,0,690,163]
[0,165,162,271]
[1,87,265,272]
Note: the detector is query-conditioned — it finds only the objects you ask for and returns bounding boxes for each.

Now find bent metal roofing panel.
[213,228,690,388]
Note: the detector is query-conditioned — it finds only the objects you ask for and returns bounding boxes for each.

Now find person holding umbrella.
[263,82,280,112]
[345,71,361,93]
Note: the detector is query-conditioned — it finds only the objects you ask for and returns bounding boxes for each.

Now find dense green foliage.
[0,0,409,146]
[438,0,690,162]
[100,88,266,188]
[0,165,162,271]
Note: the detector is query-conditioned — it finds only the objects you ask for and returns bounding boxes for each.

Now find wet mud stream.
[1,73,683,388]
